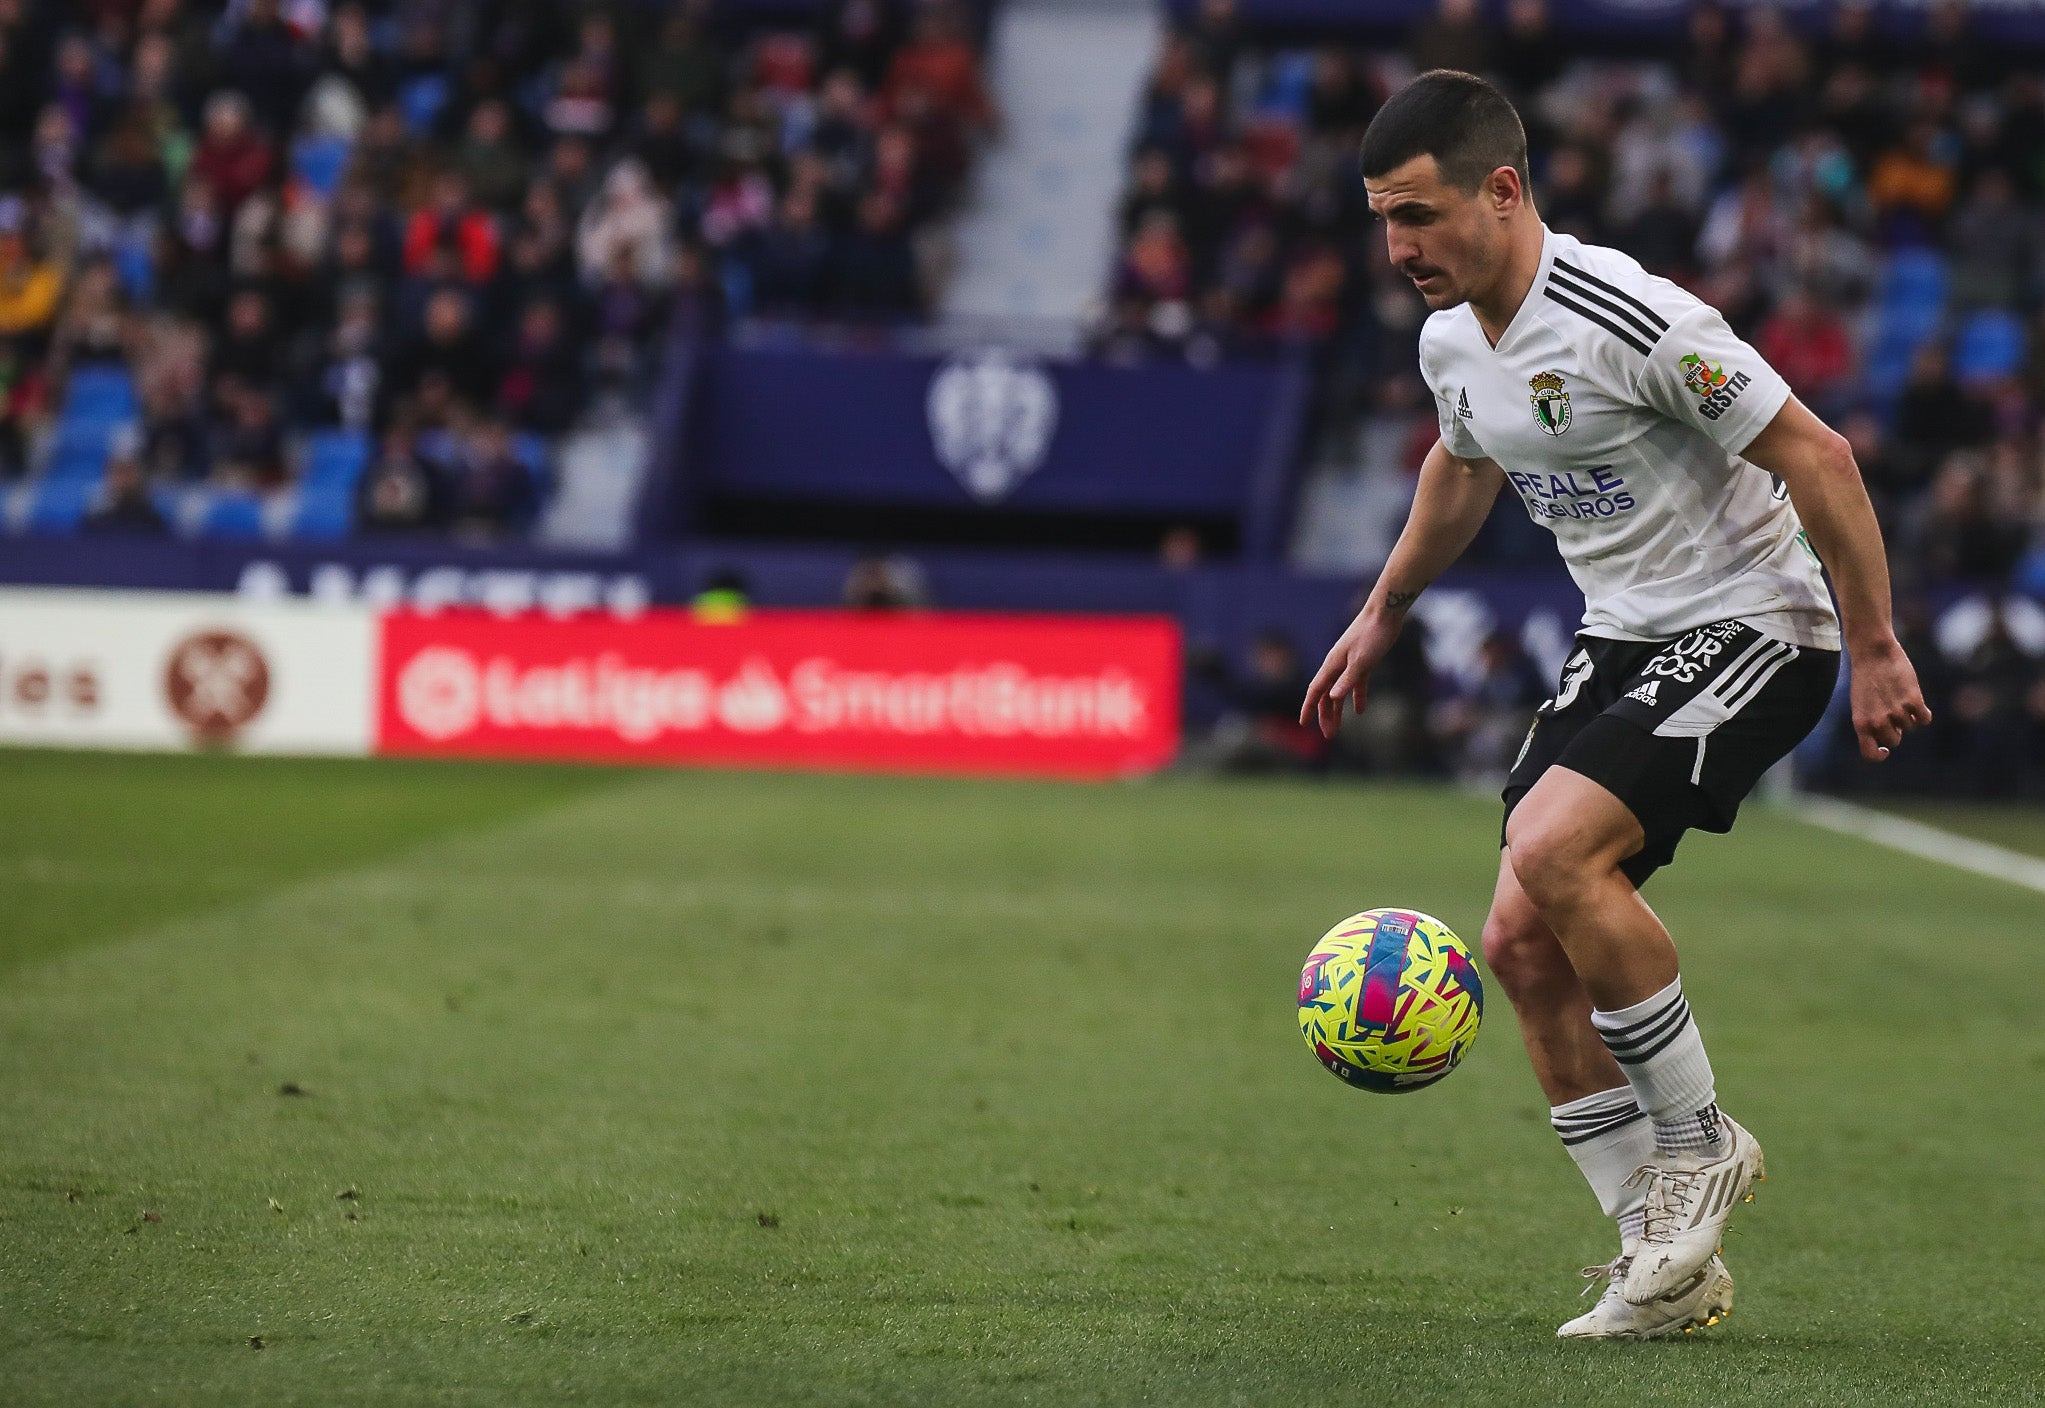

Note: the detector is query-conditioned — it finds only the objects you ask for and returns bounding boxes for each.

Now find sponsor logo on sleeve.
[1680,353,1751,422]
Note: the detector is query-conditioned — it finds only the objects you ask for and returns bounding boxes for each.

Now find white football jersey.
[1419,227,1841,650]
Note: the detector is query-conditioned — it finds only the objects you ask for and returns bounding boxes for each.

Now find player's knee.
[1503,814,1586,914]
[1480,908,1566,998]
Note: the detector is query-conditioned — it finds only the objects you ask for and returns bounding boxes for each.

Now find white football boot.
[1622,1112,1766,1305]
[1557,1248,1734,1339]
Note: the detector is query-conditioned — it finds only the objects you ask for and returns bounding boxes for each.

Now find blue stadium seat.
[511,432,550,478]
[46,445,111,482]
[2018,545,2045,602]
[292,486,356,541]
[1952,308,2026,385]
[1863,250,1954,404]
[302,428,371,490]
[291,135,354,198]
[114,233,155,301]
[1881,248,1949,314]
[1257,51,1315,120]
[23,477,95,535]
[1864,327,1924,404]
[198,489,266,540]
[44,420,125,481]
[63,366,137,422]
[400,74,450,135]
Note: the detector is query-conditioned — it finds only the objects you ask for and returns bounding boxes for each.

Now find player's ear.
[1486,165,1524,218]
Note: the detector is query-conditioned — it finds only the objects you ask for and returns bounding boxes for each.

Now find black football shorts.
[1501,620,1840,886]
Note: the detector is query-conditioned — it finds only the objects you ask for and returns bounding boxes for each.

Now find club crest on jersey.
[1528,370,1571,436]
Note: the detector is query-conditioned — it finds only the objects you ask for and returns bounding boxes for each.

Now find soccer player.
[1300,71,1932,1340]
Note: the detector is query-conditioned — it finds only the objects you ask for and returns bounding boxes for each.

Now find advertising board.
[377,609,1182,780]
[0,590,1185,777]
[0,590,375,755]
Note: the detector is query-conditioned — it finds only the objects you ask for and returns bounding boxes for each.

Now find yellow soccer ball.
[1297,908,1483,1094]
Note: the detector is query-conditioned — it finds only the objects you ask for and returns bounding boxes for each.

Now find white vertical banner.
[0,589,375,755]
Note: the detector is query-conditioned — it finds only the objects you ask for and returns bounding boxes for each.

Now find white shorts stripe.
[1704,634,1781,702]
[1652,638,1799,739]
[1720,642,1798,716]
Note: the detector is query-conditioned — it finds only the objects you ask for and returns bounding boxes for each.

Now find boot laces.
[1625,1163,1706,1244]
[1577,1253,1633,1299]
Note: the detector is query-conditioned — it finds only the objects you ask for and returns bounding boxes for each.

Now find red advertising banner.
[375,609,1182,780]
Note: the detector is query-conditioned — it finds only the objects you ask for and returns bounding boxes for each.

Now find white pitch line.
[1791,794,2045,897]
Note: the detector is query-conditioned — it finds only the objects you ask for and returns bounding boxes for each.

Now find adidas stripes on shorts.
[1501,620,1840,886]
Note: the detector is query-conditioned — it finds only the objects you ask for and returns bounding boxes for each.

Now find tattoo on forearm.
[1384,586,1428,611]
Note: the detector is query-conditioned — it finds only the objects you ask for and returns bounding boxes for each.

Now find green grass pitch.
[1,749,2041,1406]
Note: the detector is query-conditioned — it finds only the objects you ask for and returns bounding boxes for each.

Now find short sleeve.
[1419,329,1485,459]
[1634,305,1793,456]
[1432,382,1485,459]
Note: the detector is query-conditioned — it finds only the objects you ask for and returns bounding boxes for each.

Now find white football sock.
[1551,1085,1652,1243]
[1590,977,1728,1158]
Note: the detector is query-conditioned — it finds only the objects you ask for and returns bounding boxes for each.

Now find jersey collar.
[1480,223,1556,356]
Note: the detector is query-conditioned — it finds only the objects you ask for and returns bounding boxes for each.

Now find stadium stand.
[0,0,989,544]
[0,0,2037,798]
[1110,0,2045,588]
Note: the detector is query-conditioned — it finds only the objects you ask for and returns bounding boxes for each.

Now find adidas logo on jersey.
[1457,388,1473,418]
[1626,680,1662,705]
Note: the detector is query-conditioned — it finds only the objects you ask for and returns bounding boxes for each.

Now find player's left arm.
[1736,397,1933,763]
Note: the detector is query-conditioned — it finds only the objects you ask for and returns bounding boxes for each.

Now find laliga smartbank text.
[396,649,1151,743]
[376,609,1181,780]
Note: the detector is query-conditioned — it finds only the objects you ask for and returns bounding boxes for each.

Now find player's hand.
[1850,638,1932,762]
[1300,609,1404,739]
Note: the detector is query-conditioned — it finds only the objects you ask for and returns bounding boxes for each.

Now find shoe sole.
[1673,1291,1735,1338]
[1557,1272,1736,1341]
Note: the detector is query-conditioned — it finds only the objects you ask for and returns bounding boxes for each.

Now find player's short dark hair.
[1358,70,1530,196]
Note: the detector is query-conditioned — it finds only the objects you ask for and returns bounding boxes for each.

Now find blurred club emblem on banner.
[927,349,1059,502]
[163,629,271,742]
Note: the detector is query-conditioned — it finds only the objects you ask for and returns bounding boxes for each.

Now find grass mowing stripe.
[0,749,632,975]
[0,762,2040,1406]
[338,869,1270,927]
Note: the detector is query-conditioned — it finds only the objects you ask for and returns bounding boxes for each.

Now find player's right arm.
[1301,439,1505,738]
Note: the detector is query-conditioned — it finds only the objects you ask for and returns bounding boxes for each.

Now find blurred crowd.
[1117,0,2045,797]
[1103,0,2045,592]
[0,0,989,535]
[1183,595,2045,802]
